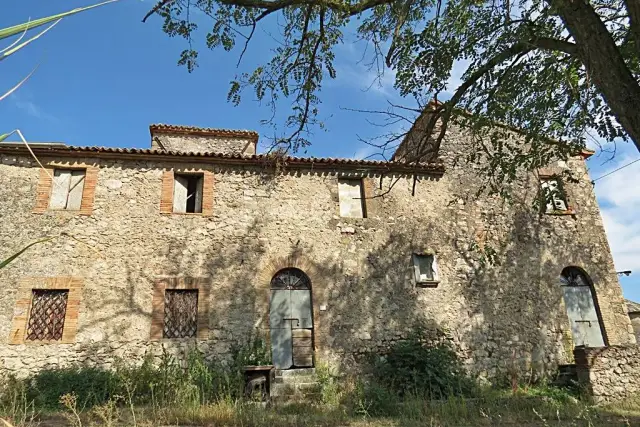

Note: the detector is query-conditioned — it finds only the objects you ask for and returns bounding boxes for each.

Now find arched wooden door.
[560,267,606,348]
[269,268,314,369]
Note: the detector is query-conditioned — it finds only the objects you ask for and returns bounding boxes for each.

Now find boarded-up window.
[412,254,438,283]
[173,174,203,213]
[26,290,69,341]
[540,178,568,212]
[338,178,365,218]
[49,169,85,210]
[163,289,198,338]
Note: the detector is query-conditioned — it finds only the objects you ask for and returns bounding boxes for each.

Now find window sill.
[416,280,440,288]
[21,339,68,345]
[545,209,576,216]
[160,337,200,341]
[169,212,205,216]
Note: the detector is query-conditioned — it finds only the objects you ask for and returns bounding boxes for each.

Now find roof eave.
[0,145,445,175]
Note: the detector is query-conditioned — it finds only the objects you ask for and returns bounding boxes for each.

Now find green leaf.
[0,132,11,142]
[0,0,118,41]
[0,20,61,62]
[0,236,56,270]
[0,64,39,102]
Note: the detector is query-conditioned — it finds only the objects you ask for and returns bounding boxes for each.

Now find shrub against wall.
[370,329,477,400]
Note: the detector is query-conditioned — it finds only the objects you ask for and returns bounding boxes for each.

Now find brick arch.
[257,252,324,356]
[257,253,321,291]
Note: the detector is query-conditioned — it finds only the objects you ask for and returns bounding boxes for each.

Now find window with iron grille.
[26,290,69,341]
[163,289,198,338]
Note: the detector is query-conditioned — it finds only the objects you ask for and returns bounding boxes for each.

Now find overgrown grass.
[0,335,638,426]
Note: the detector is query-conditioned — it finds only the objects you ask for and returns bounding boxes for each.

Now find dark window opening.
[173,174,203,213]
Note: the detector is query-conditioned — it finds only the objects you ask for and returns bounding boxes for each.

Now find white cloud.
[333,61,398,98]
[593,154,640,272]
[352,144,377,160]
[11,94,58,122]
[444,59,470,95]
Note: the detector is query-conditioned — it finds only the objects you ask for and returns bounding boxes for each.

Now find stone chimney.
[149,124,259,155]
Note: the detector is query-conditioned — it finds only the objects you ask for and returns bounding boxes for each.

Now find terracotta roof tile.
[149,124,259,140]
[0,144,445,174]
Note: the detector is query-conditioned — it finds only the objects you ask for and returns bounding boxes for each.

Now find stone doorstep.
[275,368,316,377]
[271,382,321,397]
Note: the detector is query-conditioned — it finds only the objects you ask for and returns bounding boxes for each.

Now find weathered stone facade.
[626,300,640,342]
[150,124,258,155]
[0,123,634,382]
[575,345,640,403]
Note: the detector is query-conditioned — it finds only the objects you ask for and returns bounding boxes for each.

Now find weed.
[90,396,121,427]
[59,393,83,427]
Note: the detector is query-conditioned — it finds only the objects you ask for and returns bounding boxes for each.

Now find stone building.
[626,299,640,342]
[0,121,635,382]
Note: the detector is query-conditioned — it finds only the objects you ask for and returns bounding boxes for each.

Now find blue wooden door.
[562,285,605,347]
[269,290,293,369]
[291,290,313,367]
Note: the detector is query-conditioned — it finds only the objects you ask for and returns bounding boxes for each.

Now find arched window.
[559,266,607,348]
[270,268,311,290]
[560,267,591,288]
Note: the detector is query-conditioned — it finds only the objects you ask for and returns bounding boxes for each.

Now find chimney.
[149,124,259,155]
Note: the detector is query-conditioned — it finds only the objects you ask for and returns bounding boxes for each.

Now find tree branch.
[142,0,176,22]
[624,0,640,58]
[145,0,395,22]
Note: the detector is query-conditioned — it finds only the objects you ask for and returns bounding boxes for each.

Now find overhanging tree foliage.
[143,0,640,182]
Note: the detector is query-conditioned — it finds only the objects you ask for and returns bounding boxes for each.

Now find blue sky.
[3,0,640,302]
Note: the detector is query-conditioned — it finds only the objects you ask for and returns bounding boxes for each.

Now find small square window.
[26,289,69,341]
[412,254,439,284]
[163,289,198,338]
[49,169,85,210]
[173,174,203,213]
[338,178,366,218]
[540,178,568,213]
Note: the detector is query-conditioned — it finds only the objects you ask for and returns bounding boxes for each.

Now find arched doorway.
[269,268,314,369]
[560,267,607,348]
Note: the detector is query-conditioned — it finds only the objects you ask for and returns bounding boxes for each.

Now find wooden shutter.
[194,176,203,213]
[67,171,86,210]
[173,175,188,213]
[362,177,380,218]
[201,171,214,216]
[49,170,71,209]
[338,179,364,218]
[160,170,174,214]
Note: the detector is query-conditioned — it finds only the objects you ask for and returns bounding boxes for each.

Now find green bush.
[372,334,476,400]
[4,344,258,412]
[28,367,119,409]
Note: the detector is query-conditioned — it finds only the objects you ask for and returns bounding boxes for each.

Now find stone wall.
[151,133,256,155]
[575,345,640,403]
[630,313,640,343]
[0,123,634,381]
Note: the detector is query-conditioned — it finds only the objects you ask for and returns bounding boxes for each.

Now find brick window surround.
[9,277,83,345]
[33,164,99,215]
[150,277,210,340]
[160,170,214,216]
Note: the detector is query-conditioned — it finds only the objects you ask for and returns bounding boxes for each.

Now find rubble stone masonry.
[0,124,634,382]
[575,346,640,403]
